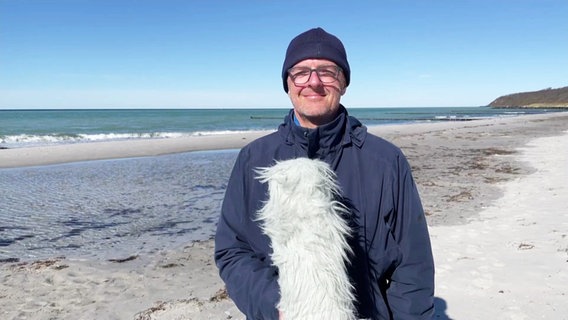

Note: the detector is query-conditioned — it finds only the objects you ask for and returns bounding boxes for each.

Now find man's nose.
[307,70,323,86]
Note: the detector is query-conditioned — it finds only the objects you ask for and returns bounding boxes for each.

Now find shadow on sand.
[433,297,452,319]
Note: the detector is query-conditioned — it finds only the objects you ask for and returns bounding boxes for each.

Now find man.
[215,27,435,319]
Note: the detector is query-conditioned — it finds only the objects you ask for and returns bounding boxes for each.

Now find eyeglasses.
[287,65,342,85]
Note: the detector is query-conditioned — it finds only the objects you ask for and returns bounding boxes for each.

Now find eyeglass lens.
[288,66,341,85]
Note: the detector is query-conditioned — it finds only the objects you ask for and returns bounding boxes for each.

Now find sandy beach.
[1,112,567,319]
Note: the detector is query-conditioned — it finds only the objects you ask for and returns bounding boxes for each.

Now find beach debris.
[0,257,19,263]
[517,243,535,250]
[134,301,168,320]
[445,190,474,202]
[134,298,205,320]
[8,257,67,271]
[209,287,229,302]
[160,262,183,268]
[480,147,516,156]
[495,164,521,174]
[108,255,138,263]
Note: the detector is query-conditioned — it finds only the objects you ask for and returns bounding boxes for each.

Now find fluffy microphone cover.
[256,158,356,320]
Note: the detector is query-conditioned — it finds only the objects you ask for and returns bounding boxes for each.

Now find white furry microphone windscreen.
[256,158,357,320]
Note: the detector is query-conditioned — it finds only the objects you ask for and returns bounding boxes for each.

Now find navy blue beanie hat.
[282,27,350,92]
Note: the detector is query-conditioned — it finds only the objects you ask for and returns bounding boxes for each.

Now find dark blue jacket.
[215,107,434,319]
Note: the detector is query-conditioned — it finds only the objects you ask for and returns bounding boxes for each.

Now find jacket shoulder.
[241,131,281,154]
[236,131,284,167]
[361,132,406,160]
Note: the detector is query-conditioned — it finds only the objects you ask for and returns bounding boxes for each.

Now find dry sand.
[430,132,568,319]
[1,112,567,319]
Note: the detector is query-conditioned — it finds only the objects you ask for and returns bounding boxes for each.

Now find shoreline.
[1,112,567,169]
[0,130,271,169]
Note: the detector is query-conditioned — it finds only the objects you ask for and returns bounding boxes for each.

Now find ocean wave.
[190,129,267,136]
[0,130,267,148]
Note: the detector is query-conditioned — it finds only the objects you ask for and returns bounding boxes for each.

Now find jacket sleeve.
[387,154,435,319]
[214,150,280,319]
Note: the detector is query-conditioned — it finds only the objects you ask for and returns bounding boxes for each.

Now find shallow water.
[0,149,238,261]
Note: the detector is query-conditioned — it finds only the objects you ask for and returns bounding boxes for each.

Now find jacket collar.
[279,105,367,156]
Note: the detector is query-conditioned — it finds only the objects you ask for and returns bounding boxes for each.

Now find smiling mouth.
[302,95,325,102]
[303,92,325,98]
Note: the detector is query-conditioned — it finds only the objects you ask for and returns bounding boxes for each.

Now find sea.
[0,107,561,261]
[0,106,556,149]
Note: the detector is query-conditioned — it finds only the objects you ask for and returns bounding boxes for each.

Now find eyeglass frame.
[287,65,343,86]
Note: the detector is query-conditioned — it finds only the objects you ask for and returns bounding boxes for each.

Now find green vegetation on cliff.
[488,86,568,108]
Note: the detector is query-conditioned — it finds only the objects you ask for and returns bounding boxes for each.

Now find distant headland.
[488,86,568,109]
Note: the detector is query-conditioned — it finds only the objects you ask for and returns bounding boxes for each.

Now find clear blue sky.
[1,0,567,109]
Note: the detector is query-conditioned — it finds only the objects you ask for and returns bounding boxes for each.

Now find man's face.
[287,59,346,128]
